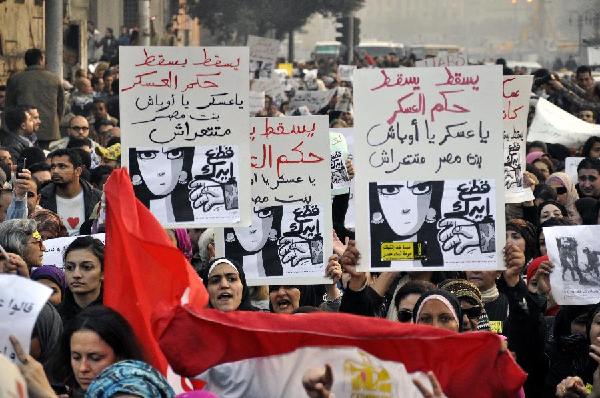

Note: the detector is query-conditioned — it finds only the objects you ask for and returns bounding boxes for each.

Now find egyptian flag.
[155,305,526,398]
[104,168,209,377]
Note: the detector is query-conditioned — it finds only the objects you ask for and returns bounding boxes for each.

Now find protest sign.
[544,225,600,305]
[503,75,534,203]
[529,97,600,146]
[251,78,287,106]
[338,65,357,81]
[334,86,353,112]
[353,65,505,271]
[331,128,356,229]
[289,89,336,113]
[247,35,280,78]
[415,52,469,68]
[0,275,51,364]
[330,131,350,194]
[216,116,332,285]
[120,46,251,228]
[277,63,293,77]
[249,91,265,115]
[565,157,584,184]
[42,233,106,270]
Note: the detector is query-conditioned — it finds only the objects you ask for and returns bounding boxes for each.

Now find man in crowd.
[577,157,600,199]
[39,149,101,236]
[5,48,64,149]
[0,107,33,160]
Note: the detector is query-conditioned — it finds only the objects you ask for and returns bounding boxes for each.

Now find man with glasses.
[49,116,101,168]
[577,158,600,199]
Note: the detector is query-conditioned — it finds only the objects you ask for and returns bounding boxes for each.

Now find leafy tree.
[189,0,364,44]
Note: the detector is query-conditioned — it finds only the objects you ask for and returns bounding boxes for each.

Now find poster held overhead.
[216,116,332,285]
[503,75,534,203]
[353,65,505,271]
[544,225,600,305]
[120,46,251,228]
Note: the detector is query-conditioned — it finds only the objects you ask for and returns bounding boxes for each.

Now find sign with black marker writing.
[503,75,533,203]
[353,65,505,271]
[120,47,251,228]
[216,116,332,285]
[247,35,280,79]
[0,275,51,364]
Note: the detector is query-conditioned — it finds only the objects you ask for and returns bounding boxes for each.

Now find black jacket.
[0,129,31,160]
[39,178,102,222]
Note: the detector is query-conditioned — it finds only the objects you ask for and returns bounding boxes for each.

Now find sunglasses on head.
[462,306,483,319]
[397,308,413,323]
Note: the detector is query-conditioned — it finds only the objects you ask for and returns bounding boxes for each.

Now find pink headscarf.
[526,151,546,165]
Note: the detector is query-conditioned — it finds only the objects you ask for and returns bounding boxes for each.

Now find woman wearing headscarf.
[29,209,69,240]
[85,360,174,398]
[438,279,490,332]
[412,289,463,332]
[546,172,579,217]
[200,258,257,312]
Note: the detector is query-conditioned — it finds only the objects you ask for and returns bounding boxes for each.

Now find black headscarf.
[200,257,256,311]
[412,289,463,332]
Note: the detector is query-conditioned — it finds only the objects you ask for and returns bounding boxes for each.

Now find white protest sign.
[334,86,353,113]
[216,116,332,285]
[353,65,505,271]
[331,128,356,229]
[565,157,585,184]
[0,275,51,364]
[330,132,350,194]
[415,53,469,68]
[43,233,106,270]
[529,97,600,146]
[338,65,357,82]
[290,89,336,113]
[503,75,534,203]
[251,78,287,106]
[249,91,265,115]
[247,35,280,79]
[544,225,600,305]
[120,46,251,228]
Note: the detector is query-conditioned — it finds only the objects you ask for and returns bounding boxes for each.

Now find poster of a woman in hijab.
[129,144,240,225]
[369,179,496,270]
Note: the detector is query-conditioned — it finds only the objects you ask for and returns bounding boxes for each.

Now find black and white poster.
[217,116,332,285]
[545,225,600,305]
[353,65,505,271]
[120,46,251,228]
[368,179,496,269]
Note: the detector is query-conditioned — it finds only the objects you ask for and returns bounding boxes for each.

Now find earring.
[371,212,384,224]
[225,232,235,243]
[131,174,142,186]
[425,208,437,223]
[178,171,188,184]
[268,228,278,241]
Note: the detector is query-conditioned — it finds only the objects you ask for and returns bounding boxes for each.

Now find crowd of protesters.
[0,43,599,398]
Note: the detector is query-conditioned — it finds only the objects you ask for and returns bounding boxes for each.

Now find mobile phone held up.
[16,157,26,177]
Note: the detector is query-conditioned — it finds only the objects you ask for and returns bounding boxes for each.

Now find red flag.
[104,169,208,374]
[156,305,526,398]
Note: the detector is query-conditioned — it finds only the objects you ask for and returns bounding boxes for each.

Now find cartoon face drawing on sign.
[225,206,284,277]
[369,181,444,268]
[130,147,194,223]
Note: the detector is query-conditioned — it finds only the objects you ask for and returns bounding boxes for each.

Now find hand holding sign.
[189,179,225,212]
[9,335,61,398]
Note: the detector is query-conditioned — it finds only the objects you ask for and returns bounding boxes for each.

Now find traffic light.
[353,17,360,46]
[335,15,350,46]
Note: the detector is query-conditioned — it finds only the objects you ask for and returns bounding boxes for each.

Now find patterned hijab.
[85,360,174,398]
[30,209,68,240]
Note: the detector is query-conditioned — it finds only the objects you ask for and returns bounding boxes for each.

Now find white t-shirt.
[56,191,85,236]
